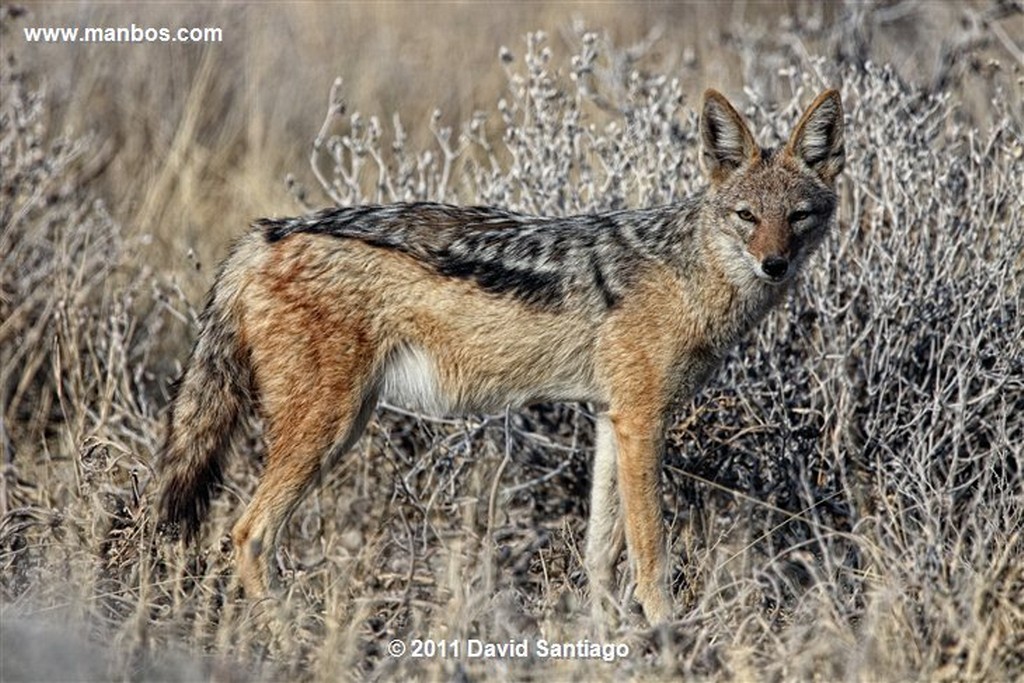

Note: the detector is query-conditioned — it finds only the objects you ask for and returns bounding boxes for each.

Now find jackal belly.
[380,338,601,415]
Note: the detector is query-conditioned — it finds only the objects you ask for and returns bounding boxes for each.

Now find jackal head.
[700,88,845,286]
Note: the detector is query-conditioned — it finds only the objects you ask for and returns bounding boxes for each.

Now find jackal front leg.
[611,407,670,624]
[585,414,626,619]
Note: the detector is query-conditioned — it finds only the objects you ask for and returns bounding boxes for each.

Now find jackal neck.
[695,224,787,349]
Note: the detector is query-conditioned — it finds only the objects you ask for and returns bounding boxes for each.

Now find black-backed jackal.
[158,89,844,624]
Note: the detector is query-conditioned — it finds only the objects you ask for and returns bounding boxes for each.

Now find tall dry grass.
[2,2,1023,681]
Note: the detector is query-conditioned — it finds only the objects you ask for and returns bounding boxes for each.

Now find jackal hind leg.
[585,413,627,621]
[231,381,377,600]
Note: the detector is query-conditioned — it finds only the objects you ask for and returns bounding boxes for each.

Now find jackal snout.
[748,220,793,281]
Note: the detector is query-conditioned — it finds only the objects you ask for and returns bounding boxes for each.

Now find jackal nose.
[761,256,789,279]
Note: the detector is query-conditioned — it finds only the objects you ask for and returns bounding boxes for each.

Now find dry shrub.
[2,6,1022,682]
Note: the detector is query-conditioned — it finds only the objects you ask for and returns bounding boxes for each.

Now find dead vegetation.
[2,2,1023,681]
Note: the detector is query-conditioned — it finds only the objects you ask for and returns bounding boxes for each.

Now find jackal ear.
[700,89,759,184]
[786,89,845,185]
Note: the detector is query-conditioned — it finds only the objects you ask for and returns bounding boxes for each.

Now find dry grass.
[2,2,1023,681]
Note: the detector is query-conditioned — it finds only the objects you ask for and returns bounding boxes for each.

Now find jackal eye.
[736,209,756,222]
[789,210,811,223]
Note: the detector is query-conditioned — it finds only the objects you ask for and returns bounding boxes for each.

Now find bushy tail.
[157,250,254,540]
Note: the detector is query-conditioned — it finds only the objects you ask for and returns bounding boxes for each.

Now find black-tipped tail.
[157,263,252,540]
